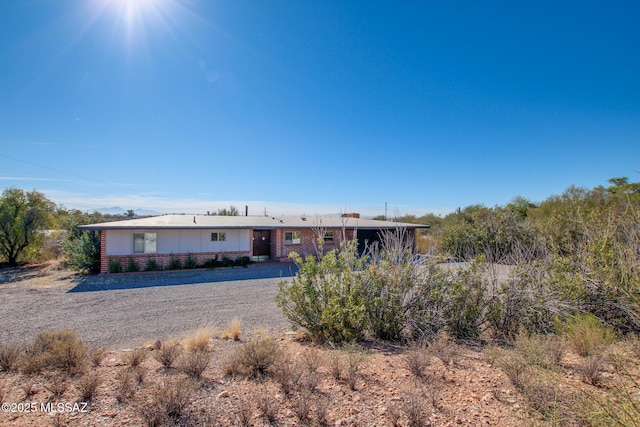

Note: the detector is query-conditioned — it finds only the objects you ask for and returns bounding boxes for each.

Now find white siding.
[106,229,250,255]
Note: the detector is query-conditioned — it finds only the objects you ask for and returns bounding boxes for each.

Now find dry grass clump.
[401,392,430,427]
[514,331,564,370]
[0,341,21,372]
[234,395,253,427]
[77,372,101,402]
[343,342,368,391]
[222,333,280,378]
[578,354,607,386]
[45,374,68,399]
[30,329,88,376]
[137,378,197,427]
[181,327,213,352]
[255,387,279,424]
[89,347,107,367]
[429,331,459,367]
[115,370,137,403]
[178,349,210,379]
[153,340,182,369]
[220,317,242,341]
[125,348,148,368]
[403,341,431,380]
[559,313,614,358]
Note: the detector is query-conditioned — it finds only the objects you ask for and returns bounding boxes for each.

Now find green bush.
[145,258,159,271]
[443,257,491,340]
[557,312,614,357]
[108,258,122,273]
[184,254,198,269]
[276,240,367,342]
[168,256,182,270]
[125,257,139,272]
[61,230,100,274]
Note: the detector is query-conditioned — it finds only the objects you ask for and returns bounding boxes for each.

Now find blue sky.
[1,0,639,217]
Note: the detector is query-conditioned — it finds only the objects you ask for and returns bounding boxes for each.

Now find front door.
[253,230,271,258]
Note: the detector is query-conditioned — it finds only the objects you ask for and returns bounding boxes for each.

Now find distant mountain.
[94,207,162,217]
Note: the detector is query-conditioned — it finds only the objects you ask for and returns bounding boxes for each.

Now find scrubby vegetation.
[275,176,640,426]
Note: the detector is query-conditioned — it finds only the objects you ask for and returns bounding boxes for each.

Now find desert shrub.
[77,372,100,402]
[108,258,122,273]
[178,350,210,379]
[443,257,492,340]
[490,347,530,390]
[343,342,367,391]
[359,230,432,341]
[235,395,253,427]
[558,312,614,357]
[115,370,137,403]
[402,392,430,427]
[145,258,160,272]
[273,354,304,396]
[125,257,139,272]
[45,374,68,398]
[276,240,367,342]
[0,342,21,372]
[488,258,567,339]
[220,318,242,341]
[579,354,606,386]
[167,256,182,270]
[223,333,280,378]
[32,330,88,376]
[294,390,312,423]
[125,348,148,368]
[429,330,459,367]
[576,357,640,427]
[255,387,279,424]
[181,327,212,352]
[138,378,196,426]
[20,345,46,375]
[184,253,198,269]
[153,341,182,368]
[514,331,553,369]
[403,341,431,380]
[89,347,106,367]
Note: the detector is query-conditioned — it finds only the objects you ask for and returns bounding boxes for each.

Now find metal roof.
[78,214,430,231]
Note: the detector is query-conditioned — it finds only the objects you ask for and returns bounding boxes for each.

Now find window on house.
[133,233,157,253]
[284,231,301,245]
[323,231,334,243]
[211,232,226,242]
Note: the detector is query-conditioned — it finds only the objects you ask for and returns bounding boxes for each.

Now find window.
[133,233,157,254]
[284,231,301,245]
[323,231,334,243]
[211,232,226,242]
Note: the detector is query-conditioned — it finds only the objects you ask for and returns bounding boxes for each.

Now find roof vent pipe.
[193,216,196,223]
[245,205,248,216]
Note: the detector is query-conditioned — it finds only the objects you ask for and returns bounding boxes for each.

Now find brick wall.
[101,251,251,274]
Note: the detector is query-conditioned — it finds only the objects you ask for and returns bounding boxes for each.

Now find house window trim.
[323,231,335,243]
[211,232,226,242]
[133,232,157,254]
[284,231,301,245]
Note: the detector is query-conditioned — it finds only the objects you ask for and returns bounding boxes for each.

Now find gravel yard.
[0,262,297,349]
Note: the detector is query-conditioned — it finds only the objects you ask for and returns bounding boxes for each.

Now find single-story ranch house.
[80,213,429,273]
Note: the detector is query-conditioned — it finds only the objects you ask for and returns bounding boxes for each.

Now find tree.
[214,206,239,216]
[59,209,102,273]
[0,188,56,265]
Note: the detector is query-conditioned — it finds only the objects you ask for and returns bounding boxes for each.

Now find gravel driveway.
[0,263,298,349]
